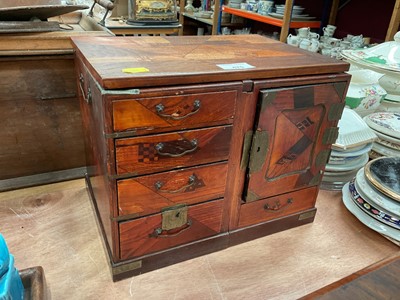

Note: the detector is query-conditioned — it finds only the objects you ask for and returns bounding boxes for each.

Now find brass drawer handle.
[155,175,197,193]
[155,99,201,120]
[79,73,91,104]
[264,198,293,212]
[150,220,192,238]
[155,139,198,157]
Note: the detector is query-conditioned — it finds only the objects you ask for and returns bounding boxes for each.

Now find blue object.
[0,234,24,300]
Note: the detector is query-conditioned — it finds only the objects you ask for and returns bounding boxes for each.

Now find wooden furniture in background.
[0,12,111,191]
[72,34,350,280]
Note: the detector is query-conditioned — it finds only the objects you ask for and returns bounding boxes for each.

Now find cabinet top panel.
[71,35,349,90]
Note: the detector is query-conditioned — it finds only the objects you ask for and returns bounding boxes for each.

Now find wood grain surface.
[71,35,350,89]
[0,180,398,299]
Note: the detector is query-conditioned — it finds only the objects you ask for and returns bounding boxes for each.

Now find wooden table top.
[300,254,400,299]
[71,35,350,89]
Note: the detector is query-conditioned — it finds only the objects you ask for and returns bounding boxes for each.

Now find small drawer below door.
[119,199,224,260]
[238,187,318,228]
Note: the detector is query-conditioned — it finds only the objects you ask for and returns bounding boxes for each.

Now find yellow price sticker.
[122,67,150,74]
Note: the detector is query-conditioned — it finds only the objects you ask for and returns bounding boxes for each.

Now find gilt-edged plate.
[355,167,400,219]
[364,157,400,202]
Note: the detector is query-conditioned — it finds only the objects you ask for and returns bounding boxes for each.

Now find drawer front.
[238,187,318,228]
[117,162,228,218]
[112,90,237,133]
[115,126,232,176]
[119,199,224,260]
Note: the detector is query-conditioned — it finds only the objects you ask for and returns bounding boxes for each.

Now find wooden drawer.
[115,125,232,176]
[119,199,224,260]
[238,187,318,228]
[112,90,237,133]
[117,162,228,218]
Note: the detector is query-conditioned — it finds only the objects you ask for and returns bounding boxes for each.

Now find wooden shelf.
[181,12,214,26]
[222,6,321,29]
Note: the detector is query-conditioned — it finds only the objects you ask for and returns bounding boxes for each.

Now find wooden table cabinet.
[71,35,350,280]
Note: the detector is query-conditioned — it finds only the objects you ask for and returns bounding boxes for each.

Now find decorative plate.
[342,183,400,243]
[355,168,400,218]
[376,137,400,151]
[364,112,400,139]
[349,178,400,229]
[372,142,400,157]
[364,157,400,202]
[370,127,400,145]
[341,35,400,72]
[325,153,369,172]
[333,108,377,150]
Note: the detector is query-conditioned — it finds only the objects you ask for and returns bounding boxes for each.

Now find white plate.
[372,142,400,157]
[331,143,373,157]
[325,153,369,172]
[333,108,377,150]
[268,12,315,20]
[320,180,347,191]
[355,168,400,218]
[370,127,400,144]
[364,112,400,139]
[342,183,400,242]
[328,155,363,165]
[324,168,360,176]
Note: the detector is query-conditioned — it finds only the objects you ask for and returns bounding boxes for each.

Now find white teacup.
[309,32,320,40]
[299,38,311,50]
[323,25,336,37]
[298,27,310,38]
[308,39,320,52]
[287,34,300,47]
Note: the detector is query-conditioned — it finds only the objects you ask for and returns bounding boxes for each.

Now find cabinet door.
[244,82,346,201]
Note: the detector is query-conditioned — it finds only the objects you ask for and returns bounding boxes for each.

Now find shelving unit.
[179,0,222,35]
[222,6,321,41]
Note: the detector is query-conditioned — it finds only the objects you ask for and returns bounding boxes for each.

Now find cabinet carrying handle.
[155,139,198,157]
[79,73,91,104]
[155,175,197,193]
[264,198,293,212]
[150,220,192,238]
[155,100,201,120]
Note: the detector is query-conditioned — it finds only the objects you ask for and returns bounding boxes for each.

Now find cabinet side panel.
[75,54,117,260]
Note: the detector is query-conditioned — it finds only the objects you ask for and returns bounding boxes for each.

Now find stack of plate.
[342,157,400,245]
[363,112,400,159]
[321,108,377,190]
[269,4,315,20]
